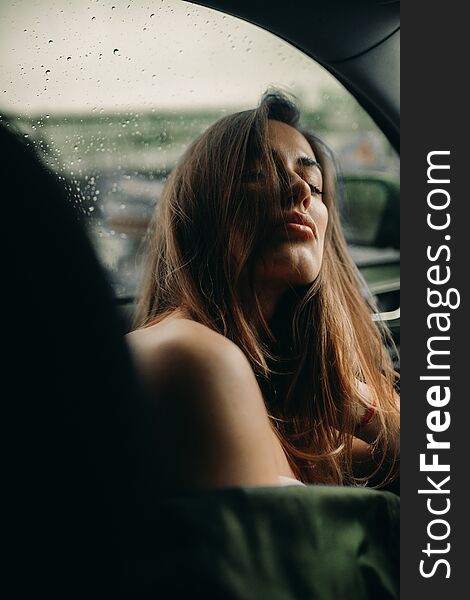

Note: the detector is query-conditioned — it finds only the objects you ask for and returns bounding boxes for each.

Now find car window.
[0,0,399,313]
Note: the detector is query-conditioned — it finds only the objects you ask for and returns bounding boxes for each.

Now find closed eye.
[308,183,323,196]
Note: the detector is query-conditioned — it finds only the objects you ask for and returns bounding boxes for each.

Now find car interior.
[4,1,400,596]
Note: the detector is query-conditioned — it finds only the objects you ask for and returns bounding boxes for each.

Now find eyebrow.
[271,148,322,173]
[298,155,323,173]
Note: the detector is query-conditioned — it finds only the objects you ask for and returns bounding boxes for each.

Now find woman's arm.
[353,379,400,446]
[351,435,400,493]
[351,379,400,487]
[127,320,281,492]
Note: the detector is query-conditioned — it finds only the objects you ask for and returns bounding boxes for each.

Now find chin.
[257,257,322,289]
[254,243,323,290]
[285,271,319,288]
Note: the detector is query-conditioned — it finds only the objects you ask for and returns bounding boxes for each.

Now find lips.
[275,211,317,239]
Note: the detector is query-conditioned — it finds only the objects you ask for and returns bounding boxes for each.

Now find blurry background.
[0,0,399,310]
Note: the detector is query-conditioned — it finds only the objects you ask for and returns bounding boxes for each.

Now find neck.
[256,285,286,324]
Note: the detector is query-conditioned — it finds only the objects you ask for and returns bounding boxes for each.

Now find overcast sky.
[0,0,342,114]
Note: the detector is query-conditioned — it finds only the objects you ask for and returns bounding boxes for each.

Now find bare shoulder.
[126,318,279,489]
[126,318,249,384]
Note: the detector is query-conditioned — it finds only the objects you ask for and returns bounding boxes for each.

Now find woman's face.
[252,120,328,297]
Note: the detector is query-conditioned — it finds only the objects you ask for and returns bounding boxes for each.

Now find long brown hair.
[134,90,399,486]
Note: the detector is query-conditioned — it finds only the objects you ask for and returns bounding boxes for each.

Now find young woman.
[126,90,400,491]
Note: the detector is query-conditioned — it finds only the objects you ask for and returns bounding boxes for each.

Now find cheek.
[310,203,328,244]
[322,209,329,243]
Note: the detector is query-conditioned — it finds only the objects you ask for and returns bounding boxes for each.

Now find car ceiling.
[187,0,400,151]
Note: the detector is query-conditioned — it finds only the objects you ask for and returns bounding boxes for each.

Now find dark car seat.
[3,121,159,595]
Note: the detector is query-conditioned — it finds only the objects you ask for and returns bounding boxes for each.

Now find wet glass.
[0,0,399,310]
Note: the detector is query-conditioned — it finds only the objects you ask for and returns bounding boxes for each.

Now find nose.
[283,173,312,213]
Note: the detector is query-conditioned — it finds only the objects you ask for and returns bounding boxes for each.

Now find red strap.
[361,398,377,426]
